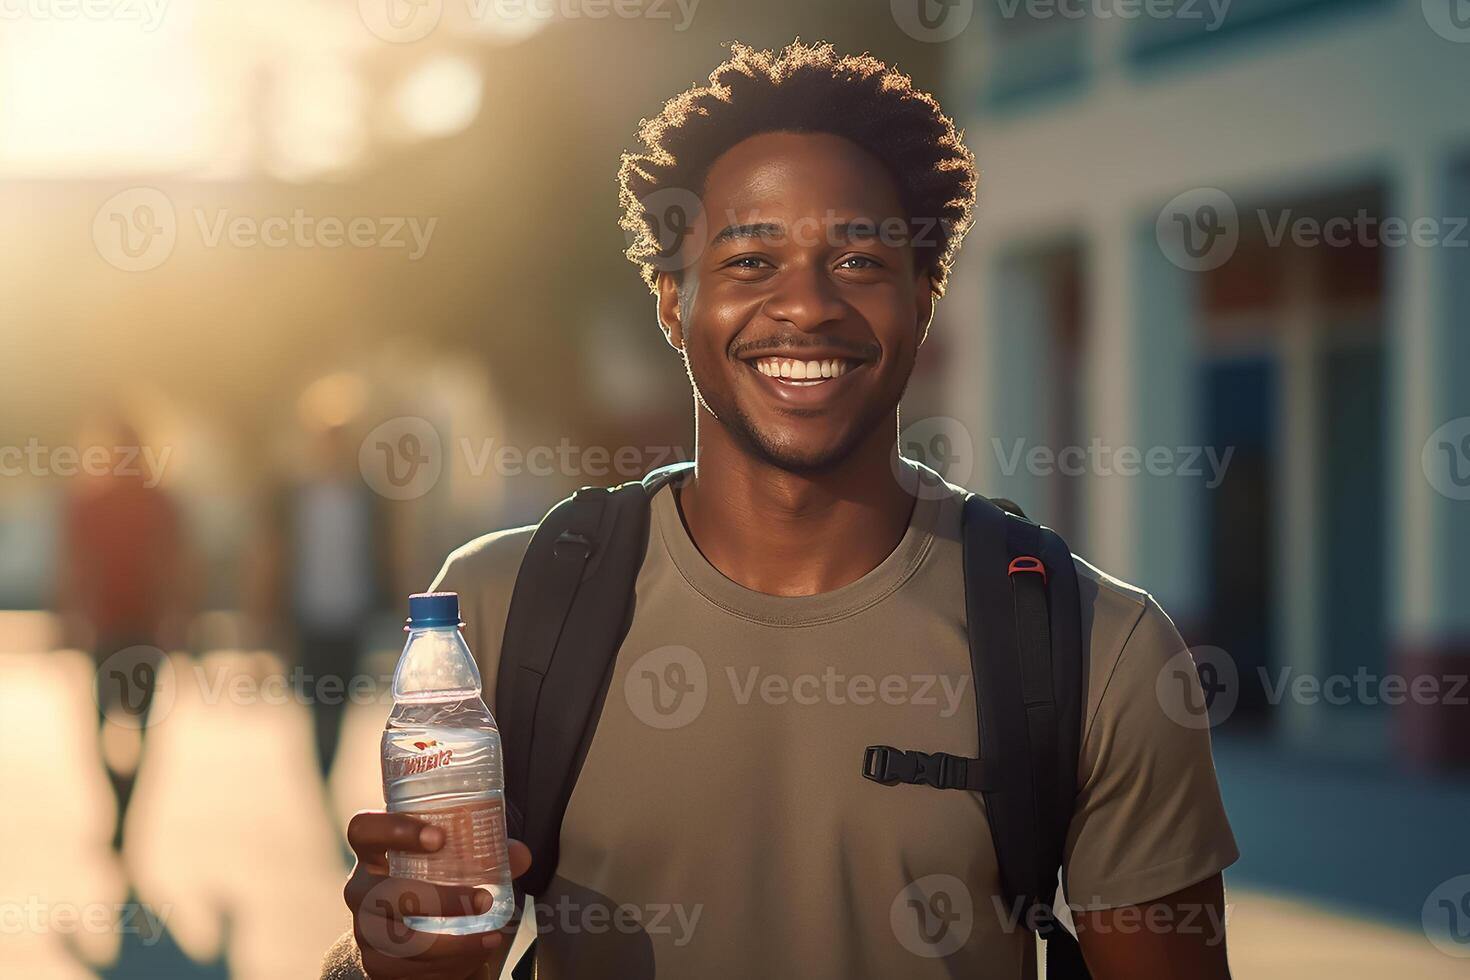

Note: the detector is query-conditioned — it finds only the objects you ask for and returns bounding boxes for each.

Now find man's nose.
[760,262,848,333]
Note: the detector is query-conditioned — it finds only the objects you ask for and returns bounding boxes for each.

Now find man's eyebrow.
[706,218,898,248]
[829,219,886,240]
[710,222,783,246]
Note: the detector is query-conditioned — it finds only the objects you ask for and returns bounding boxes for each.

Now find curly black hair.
[618,40,977,297]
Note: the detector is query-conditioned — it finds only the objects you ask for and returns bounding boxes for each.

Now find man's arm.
[1075,873,1231,979]
[1062,579,1240,979]
[323,528,537,980]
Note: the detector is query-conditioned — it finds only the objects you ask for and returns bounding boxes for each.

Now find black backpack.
[495,462,1089,978]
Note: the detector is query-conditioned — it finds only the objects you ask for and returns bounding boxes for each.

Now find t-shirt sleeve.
[427,525,537,718]
[1061,594,1239,910]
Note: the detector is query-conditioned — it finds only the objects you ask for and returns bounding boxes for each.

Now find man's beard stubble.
[681,346,905,476]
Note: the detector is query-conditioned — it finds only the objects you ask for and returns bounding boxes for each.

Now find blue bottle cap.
[406,592,462,630]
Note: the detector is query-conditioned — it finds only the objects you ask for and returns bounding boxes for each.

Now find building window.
[1199,183,1388,751]
[983,1,1092,110]
[1127,0,1390,65]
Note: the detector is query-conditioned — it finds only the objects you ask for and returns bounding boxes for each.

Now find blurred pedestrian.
[258,419,393,788]
[56,414,190,852]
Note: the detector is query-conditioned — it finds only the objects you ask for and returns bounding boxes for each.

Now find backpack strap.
[961,495,1086,977]
[498,462,692,904]
[863,494,1085,976]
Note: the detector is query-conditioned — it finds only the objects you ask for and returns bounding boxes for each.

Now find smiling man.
[326,41,1238,980]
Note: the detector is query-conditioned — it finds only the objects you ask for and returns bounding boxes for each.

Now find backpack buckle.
[913,752,947,789]
[862,745,901,784]
[863,746,973,790]
[1007,555,1047,584]
[552,531,593,561]
[916,753,971,790]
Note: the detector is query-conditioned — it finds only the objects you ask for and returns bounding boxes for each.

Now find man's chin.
[734,418,870,476]
[754,446,852,475]
[701,384,896,476]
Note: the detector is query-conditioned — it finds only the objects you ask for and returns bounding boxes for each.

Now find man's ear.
[656,273,685,351]
[916,275,937,347]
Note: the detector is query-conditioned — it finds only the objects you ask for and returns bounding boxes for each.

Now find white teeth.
[752,356,856,382]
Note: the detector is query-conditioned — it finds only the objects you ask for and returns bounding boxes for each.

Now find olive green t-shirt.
[418,465,1238,980]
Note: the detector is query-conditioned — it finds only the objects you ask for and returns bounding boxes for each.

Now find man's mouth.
[749,356,861,387]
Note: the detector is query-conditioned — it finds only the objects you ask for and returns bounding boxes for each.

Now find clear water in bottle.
[381,592,515,935]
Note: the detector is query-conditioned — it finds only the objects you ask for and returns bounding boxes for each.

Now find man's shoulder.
[432,524,538,594]
[1065,552,1188,729]
[441,528,540,581]
[1070,552,1152,628]
[934,481,1163,646]
[429,524,539,691]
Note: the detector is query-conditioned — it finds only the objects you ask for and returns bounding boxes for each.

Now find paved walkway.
[1213,735,1470,932]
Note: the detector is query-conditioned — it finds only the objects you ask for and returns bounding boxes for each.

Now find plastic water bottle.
[381,592,514,934]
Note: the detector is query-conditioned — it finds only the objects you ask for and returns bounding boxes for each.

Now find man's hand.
[1074,874,1232,980]
[344,811,533,980]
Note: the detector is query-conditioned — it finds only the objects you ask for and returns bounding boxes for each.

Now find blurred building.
[940,0,1470,770]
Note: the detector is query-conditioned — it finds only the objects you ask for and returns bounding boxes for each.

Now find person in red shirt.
[57,415,190,852]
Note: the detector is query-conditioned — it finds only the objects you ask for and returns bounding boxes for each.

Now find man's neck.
[675,415,917,597]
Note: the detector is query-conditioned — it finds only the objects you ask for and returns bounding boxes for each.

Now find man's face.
[658,131,934,473]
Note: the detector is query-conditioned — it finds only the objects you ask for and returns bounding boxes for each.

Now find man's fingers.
[346,872,495,923]
[356,912,512,966]
[347,870,516,977]
[347,811,445,865]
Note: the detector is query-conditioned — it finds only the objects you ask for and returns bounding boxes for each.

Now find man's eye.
[729,256,769,268]
[837,254,881,270]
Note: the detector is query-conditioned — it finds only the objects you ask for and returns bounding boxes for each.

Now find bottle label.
[386,742,454,778]
[389,798,509,886]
